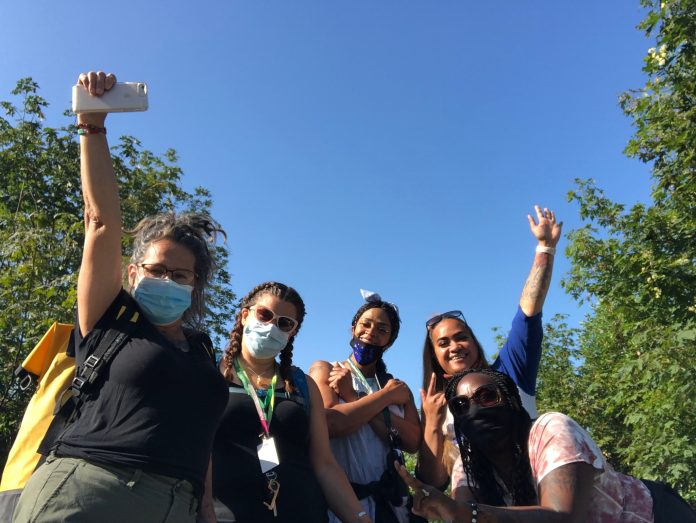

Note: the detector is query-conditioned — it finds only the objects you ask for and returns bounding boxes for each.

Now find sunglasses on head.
[249,305,298,333]
[448,383,502,417]
[426,310,466,330]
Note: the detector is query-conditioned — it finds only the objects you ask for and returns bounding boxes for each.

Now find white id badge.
[257,436,280,473]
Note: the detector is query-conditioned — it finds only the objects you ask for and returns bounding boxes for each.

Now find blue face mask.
[133,276,193,326]
[243,316,290,359]
[350,337,384,365]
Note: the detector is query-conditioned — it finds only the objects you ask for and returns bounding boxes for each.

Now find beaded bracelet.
[468,501,479,523]
[76,123,107,135]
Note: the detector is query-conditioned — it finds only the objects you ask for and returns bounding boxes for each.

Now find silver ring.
[421,488,430,497]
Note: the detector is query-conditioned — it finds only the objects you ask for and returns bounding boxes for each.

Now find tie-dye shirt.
[452,412,654,522]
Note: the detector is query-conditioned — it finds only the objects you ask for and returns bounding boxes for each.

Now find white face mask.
[243,316,290,359]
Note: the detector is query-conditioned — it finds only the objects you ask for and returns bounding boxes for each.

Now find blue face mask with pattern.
[350,337,384,365]
[133,276,193,326]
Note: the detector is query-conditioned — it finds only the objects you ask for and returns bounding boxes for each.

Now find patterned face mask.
[349,337,384,365]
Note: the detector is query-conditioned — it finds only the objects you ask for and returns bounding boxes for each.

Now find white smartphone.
[72,82,149,114]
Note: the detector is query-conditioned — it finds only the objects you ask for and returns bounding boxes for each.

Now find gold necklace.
[242,360,277,386]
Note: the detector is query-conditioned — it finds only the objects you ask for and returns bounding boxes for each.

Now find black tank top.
[212,382,328,522]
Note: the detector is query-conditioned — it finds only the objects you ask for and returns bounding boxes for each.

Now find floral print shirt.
[452,412,654,522]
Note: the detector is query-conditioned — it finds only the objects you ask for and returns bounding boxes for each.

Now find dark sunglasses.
[426,310,466,330]
[249,305,298,333]
[448,384,502,417]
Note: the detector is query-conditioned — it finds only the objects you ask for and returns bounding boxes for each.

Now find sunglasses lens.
[449,396,470,417]
[427,310,465,329]
[254,306,274,323]
[426,315,442,329]
[476,387,500,407]
[277,317,296,332]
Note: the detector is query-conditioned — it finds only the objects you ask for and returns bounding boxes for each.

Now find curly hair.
[351,300,401,377]
[222,282,305,393]
[445,369,536,507]
[127,212,226,329]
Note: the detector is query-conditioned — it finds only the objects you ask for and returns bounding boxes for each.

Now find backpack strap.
[39,304,140,455]
[291,366,311,414]
[375,370,403,452]
[185,330,217,366]
[70,305,140,398]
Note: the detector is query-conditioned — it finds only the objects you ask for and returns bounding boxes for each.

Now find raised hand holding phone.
[73,72,148,115]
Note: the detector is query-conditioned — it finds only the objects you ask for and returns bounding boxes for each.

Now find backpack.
[0,304,140,521]
[291,366,311,414]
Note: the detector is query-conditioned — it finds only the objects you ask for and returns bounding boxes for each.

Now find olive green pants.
[13,455,198,523]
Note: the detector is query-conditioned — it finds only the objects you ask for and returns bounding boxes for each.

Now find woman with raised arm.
[417,206,562,491]
[14,72,228,523]
[210,282,372,523]
[397,368,696,523]
[309,291,422,523]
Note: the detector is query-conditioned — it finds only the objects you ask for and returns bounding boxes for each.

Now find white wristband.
[536,245,556,255]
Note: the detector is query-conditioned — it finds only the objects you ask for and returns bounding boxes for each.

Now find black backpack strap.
[291,366,311,414]
[186,330,217,365]
[70,305,140,398]
[39,305,140,455]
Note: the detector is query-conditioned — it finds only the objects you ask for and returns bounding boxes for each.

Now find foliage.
[0,78,236,468]
[533,314,584,418]
[563,0,696,505]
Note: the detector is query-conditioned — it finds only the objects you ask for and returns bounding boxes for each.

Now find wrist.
[535,244,556,255]
[77,123,107,136]
[424,417,443,433]
[340,390,360,402]
[77,113,107,127]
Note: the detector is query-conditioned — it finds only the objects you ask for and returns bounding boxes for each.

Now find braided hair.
[445,369,537,507]
[222,282,305,393]
[351,300,401,376]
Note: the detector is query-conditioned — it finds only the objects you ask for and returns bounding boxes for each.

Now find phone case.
[72,82,149,114]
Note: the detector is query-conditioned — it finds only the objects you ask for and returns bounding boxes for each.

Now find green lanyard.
[234,357,277,436]
[346,356,381,394]
[345,356,392,428]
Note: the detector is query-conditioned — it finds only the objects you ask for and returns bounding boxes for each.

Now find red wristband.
[76,123,106,135]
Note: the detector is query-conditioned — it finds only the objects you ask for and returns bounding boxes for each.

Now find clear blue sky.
[1,1,654,403]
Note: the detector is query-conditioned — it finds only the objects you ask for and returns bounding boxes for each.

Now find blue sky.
[1,1,655,403]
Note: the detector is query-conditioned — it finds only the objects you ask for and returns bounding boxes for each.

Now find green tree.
[534,314,584,418]
[564,0,696,504]
[0,78,236,468]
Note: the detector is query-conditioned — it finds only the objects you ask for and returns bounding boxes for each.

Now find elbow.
[324,408,354,438]
[401,433,422,454]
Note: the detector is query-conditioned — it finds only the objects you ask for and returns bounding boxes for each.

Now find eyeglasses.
[139,263,197,285]
[448,384,502,417]
[426,310,466,330]
[249,305,298,333]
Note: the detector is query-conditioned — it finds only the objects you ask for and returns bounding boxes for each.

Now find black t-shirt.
[212,382,328,523]
[55,290,228,495]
